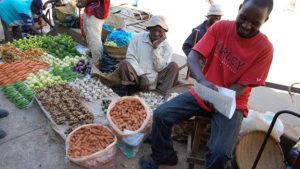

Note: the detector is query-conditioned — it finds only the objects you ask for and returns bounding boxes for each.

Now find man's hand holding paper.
[198,79,218,111]
[194,82,236,119]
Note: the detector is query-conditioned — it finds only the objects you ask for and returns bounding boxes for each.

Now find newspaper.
[194,83,236,119]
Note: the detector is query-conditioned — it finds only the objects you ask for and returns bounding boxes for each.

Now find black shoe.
[153,153,178,166]
[0,129,7,139]
[138,155,159,169]
[0,108,9,118]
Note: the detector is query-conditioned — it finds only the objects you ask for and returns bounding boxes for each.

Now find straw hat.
[146,15,169,32]
[206,4,223,16]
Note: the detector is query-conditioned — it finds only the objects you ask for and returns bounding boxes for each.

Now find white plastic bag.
[117,130,145,159]
[240,110,284,142]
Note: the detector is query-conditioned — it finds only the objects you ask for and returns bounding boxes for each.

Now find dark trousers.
[119,60,179,93]
[1,20,22,43]
[151,92,244,169]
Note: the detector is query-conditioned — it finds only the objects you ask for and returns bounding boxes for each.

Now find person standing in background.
[0,0,48,42]
[182,4,223,57]
[79,0,110,74]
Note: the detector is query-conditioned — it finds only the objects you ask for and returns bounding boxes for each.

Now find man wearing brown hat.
[182,4,223,57]
[118,15,179,95]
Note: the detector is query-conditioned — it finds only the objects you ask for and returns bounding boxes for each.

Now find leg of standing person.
[1,19,14,43]
[204,109,243,169]
[156,62,179,94]
[83,14,104,74]
[0,108,9,139]
[12,25,23,40]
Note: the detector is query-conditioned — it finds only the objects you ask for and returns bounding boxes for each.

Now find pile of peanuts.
[67,125,115,158]
[110,99,147,131]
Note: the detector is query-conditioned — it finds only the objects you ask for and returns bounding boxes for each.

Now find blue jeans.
[150,92,244,169]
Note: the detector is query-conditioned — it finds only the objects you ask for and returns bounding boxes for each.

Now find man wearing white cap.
[182,4,223,57]
[118,15,179,95]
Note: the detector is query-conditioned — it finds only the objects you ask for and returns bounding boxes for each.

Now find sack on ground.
[107,96,153,158]
[66,124,118,169]
[240,110,284,142]
[91,64,121,86]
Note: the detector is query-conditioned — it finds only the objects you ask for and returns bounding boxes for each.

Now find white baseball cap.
[206,4,223,16]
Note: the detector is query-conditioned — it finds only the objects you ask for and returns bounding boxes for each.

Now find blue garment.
[182,20,208,56]
[0,0,34,26]
[31,0,43,15]
[148,92,243,169]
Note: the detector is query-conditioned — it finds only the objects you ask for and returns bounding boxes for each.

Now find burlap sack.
[91,64,121,86]
[66,124,118,169]
[107,96,152,138]
[106,96,153,158]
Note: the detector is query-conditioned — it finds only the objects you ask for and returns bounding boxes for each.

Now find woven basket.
[235,131,285,169]
[104,45,128,60]
[98,67,121,87]
[101,28,111,41]
[53,6,76,23]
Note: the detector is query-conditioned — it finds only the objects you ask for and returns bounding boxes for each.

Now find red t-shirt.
[84,0,110,19]
[190,20,273,116]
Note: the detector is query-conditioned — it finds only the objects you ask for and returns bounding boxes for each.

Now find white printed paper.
[194,83,236,119]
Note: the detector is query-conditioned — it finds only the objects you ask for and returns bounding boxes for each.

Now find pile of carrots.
[110,99,147,131]
[0,59,49,86]
[68,125,115,158]
[0,44,45,63]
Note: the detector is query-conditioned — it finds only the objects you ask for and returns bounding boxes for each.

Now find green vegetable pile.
[51,66,83,82]
[13,34,80,59]
[2,81,35,109]
[12,36,42,50]
[26,70,66,91]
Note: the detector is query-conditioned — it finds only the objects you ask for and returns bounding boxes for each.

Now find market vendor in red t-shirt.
[138,0,274,169]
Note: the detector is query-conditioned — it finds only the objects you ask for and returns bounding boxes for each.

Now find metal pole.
[252,110,300,169]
